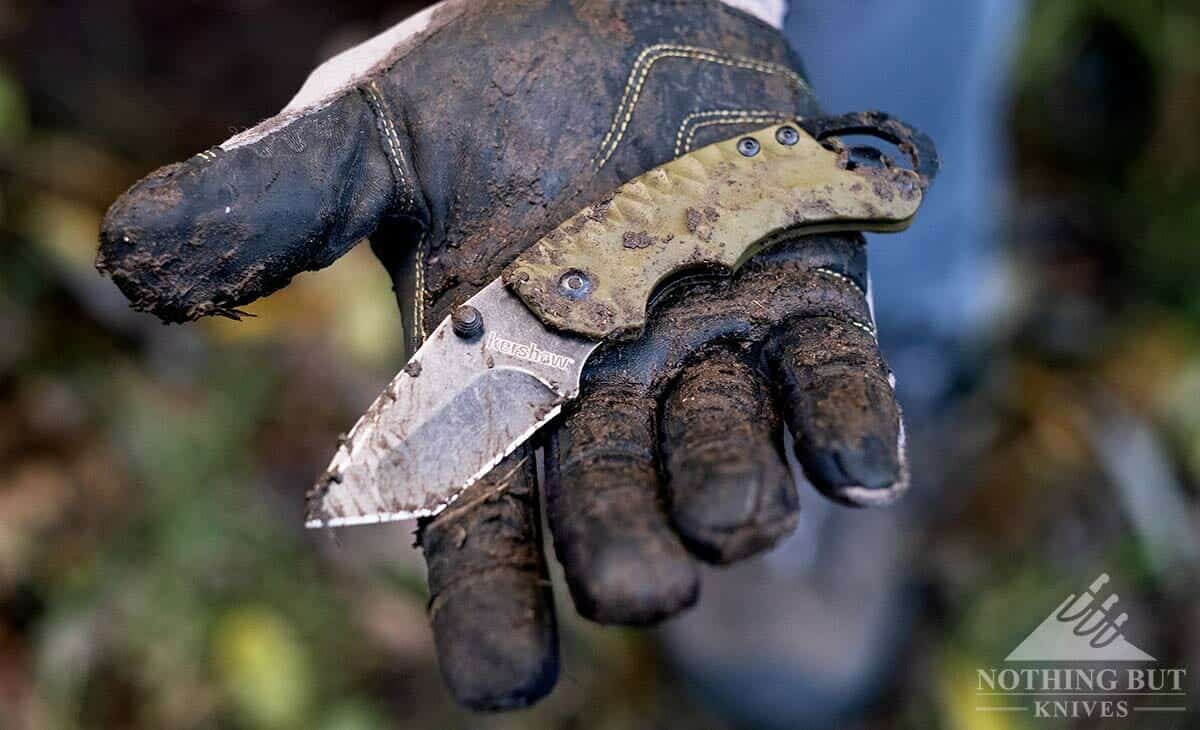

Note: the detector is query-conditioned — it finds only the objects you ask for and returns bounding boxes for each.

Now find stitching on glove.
[361,80,415,214]
[593,44,811,170]
[413,231,428,343]
[680,114,790,155]
[846,318,877,338]
[813,267,876,337]
[673,109,791,157]
[813,266,867,298]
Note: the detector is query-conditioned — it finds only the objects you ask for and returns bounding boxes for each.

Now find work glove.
[97,0,921,711]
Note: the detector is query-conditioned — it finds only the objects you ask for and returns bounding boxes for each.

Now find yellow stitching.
[673,109,784,154]
[597,46,806,166]
[673,109,789,156]
[595,44,661,155]
[364,81,426,344]
[678,112,791,155]
[362,85,398,175]
[598,47,803,167]
[814,266,867,298]
[376,84,412,209]
[365,80,414,212]
[413,231,428,344]
[594,44,811,169]
[814,267,875,337]
[684,116,788,153]
[363,83,402,200]
[597,44,804,165]
[370,82,408,204]
[847,318,877,338]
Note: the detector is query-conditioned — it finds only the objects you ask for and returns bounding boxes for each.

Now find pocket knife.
[305,111,938,528]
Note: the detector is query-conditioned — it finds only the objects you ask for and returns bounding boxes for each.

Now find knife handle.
[503,112,938,341]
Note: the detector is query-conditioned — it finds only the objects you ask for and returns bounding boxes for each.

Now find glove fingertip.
[562,536,699,626]
[670,455,799,564]
[796,420,910,507]
[431,573,559,711]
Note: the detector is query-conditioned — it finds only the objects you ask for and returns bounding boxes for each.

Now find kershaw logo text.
[485,332,576,372]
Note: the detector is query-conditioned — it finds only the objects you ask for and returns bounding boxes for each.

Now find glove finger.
[545,383,698,626]
[772,308,907,507]
[417,448,558,711]
[97,82,419,323]
[661,350,798,564]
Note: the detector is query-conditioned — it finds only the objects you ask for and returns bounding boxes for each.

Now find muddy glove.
[97,0,915,711]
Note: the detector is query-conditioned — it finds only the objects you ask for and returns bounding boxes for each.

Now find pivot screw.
[451,304,484,338]
[558,270,591,299]
[737,137,761,157]
[776,126,800,146]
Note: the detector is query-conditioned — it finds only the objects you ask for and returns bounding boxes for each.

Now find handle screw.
[737,137,761,157]
[776,126,800,146]
[558,270,592,299]
[451,305,484,338]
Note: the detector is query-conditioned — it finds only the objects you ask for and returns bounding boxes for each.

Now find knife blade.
[306,279,598,527]
[306,113,938,529]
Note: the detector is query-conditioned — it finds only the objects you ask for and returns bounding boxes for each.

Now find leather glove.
[96,0,912,711]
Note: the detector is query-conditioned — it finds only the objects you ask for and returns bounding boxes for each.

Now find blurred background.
[1,1,1198,728]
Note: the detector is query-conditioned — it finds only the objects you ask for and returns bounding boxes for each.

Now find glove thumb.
[98,81,423,322]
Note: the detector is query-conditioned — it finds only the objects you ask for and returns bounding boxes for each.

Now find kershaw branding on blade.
[483,332,578,372]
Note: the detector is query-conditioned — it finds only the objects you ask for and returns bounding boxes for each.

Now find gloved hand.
[97,0,914,711]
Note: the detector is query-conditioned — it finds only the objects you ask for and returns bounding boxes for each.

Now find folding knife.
[305,111,938,528]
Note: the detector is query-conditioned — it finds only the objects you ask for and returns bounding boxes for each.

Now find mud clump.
[622,230,671,249]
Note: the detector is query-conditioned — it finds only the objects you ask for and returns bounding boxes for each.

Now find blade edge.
[304,401,564,528]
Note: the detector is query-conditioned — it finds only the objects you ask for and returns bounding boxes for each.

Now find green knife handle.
[503,112,938,341]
